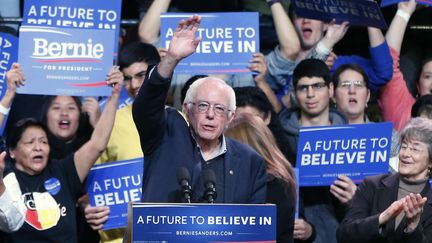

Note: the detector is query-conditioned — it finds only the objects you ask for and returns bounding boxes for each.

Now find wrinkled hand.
[322,19,350,49]
[167,15,202,61]
[398,0,416,16]
[82,97,101,128]
[6,63,25,93]
[106,66,124,95]
[330,175,357,205]
[294,218,313,240]
[379,198,404,225]
[325,52,337,70]
[404,193,427,232]
[249,53,268,83]
[84,205,110,230]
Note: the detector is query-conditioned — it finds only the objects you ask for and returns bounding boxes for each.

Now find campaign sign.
[86,158,144,230]
[296,122,392,187]
[18,26,115,96]
[381,0,432,7]
[130,203,276,243]
[161,12,259,74]
[292,0,388,29]
[22,0,122,30]
[0,33,18,135]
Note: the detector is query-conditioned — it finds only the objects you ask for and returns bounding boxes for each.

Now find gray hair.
[182,77,236,117]
[400,117,432,160]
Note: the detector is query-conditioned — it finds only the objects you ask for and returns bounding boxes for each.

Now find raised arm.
[268,0,300,60]
[0,63,25,126]
[138,0,172,44]
[74,67,123,182]
[385,0,416,53]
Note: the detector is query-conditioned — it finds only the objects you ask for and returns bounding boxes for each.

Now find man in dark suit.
[132,15,267,203]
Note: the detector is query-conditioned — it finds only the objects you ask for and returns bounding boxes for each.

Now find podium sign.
[129,203,276,243]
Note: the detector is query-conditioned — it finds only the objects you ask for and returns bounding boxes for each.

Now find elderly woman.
[0,63,122,242]
[337,117,432,243]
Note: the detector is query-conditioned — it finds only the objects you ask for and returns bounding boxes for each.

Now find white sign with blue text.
[160,12,259,75]
[17,0,122,96]
[296,122,392,186]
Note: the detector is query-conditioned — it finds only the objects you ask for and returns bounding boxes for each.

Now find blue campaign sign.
[161,12,259,74]
[17,26,115,96]
[86,158,144,230]
[292,0,388,29]
[0,33,18,135]
[22,0,122,31]
[296,122,393,187]
[381,0,432,7]
[18,0,121,96]
[130,203,276,243]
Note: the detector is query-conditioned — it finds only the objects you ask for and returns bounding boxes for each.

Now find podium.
[127,203,276,243]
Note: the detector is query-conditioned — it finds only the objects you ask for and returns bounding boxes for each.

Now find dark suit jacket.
[337,173,432,243]
[132,65,267,203]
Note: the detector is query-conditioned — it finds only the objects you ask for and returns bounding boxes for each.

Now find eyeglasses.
[124,71,146,82]
[400,142,425,154]
[296,82,327,93]
[189,101,231,116]
[338,80,366,89]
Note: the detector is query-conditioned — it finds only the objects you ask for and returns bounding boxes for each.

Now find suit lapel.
[223,139,238,202]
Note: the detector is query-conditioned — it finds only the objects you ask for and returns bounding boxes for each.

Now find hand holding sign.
[293,218,313,241]
[330,175,357,205]
[398,0,417,16]
[6,63,26,93]
[85,204,110,230]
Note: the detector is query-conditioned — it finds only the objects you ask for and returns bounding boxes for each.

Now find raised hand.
[167,15,202,61]
[6,63,25,93]
[330,175,357,204]
[82,97,101,128]
[249,53,268,83]
[105,66,124,95]
[321,19,350,50]
[398,0,417,16]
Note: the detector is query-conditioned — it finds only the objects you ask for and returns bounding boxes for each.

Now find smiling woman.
[337,117,432,243]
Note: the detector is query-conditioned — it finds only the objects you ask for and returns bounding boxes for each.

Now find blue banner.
[18,0,121,96]
[86,158,143,230]
[130,203,276,243]
[292,0,388,29]
[296,122,392,187]
[381,0,432,7]
[160,12,259,74]
[0,33,18,135]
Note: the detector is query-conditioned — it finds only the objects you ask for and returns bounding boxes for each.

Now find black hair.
[411,94,432,118]
[180,75,208,104]
[331,63,370,90]
[234,86,292,162]
[7,118,49,150]
[39,96,93,159]
[118,41,161,70]
[292,59,330,88]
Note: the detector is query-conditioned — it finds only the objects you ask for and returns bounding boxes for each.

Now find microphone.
[202,169,217,203]
[177,167,192,203]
